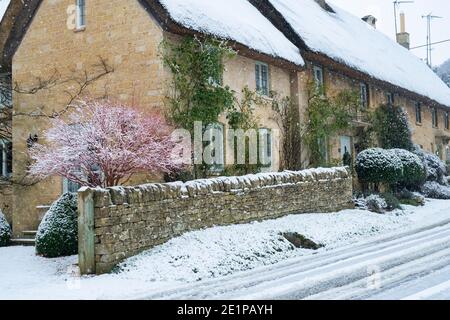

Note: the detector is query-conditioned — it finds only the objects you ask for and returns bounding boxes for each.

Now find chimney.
[362,15,377,29]
[396,12,410,49]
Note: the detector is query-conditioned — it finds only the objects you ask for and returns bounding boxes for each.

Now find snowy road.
[139,218,450,300]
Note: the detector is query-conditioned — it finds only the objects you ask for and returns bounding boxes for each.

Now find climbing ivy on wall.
[162,36,236,178]
[305,83,360,167]
[162,36,235,133]
[271,92,304,171]
[225,86,264,175]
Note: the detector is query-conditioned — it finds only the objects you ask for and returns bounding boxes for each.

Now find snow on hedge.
[414,147,448,185]
[421,181,450,200]
[35,193,78,258]
[158,0,304,65]
[365,194,388,214]
[0,210,11,247]
[355,148,403,183]
[269,0,450,107]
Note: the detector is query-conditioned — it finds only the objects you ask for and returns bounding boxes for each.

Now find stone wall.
[78,167,353,274]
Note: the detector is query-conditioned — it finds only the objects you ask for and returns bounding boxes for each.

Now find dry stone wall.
[78,167,353,274]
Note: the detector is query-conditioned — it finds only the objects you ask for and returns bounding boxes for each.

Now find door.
[340,136,352,157]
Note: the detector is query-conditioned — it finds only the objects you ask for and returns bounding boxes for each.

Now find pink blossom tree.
[29,99,181,188]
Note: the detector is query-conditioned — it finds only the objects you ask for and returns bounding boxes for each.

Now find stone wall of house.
[0,182,12,224]
[79,167,353,274]
[10,0,299,236]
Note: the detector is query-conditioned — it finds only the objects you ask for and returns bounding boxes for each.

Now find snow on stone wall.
[80,167,353,274]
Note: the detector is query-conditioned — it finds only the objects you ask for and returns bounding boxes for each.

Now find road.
[140,218,450,300]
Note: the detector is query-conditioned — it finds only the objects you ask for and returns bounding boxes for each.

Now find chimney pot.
[396,12,410,49]
[362,15,377,29]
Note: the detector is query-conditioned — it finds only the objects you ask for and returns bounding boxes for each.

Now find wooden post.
[78,187,95,275]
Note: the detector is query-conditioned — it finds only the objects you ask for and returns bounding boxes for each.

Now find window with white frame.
[255,62,269,96]
[258,128,272,169]
[63,178,82,193]
[313,65,324,90]
[0,140,12,178]
[76,0,86,29]
[415,102,422,124]
[359,82,369,109]
[432,107,438,128]
[204,123,224,172]
[386,92,395,105]
[445,111,449,130]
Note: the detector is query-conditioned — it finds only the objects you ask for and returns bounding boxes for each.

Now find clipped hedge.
[414,147,447,185]
[355,148,403,184]
[390,148,426,188]
[0,210,11,247]
[36,193,78,258]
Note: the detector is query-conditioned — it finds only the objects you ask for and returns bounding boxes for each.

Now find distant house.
[251,0,450,161]
[0,0,449,237]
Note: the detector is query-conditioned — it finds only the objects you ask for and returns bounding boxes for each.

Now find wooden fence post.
[78,187,95,275]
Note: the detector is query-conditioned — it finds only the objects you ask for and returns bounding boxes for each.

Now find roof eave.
[139,0,304,70]
[249,0,450,109]
[303,50,450,110]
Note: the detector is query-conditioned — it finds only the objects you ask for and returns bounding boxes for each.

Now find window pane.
[77,0,86,27]
[255,64,260,91]
[314,67,323,88]
[261,65,268,95]
[0,143,3,177]
[6,142,12,175]
[415,103,421,123]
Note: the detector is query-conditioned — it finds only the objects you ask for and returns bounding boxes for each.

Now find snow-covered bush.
[397,189,425,206]
[414,147,447,185]
[355,148,403,184]
[421,181,450,200]
[365,194,388,214]
[390,149,426,188]
[0,210,11,247]
[36,193,78,258]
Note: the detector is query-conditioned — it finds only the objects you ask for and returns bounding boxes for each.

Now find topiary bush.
[355,148,403,185]
[421,181,450,199]
[390,149,426,189]
[414,147,447,185]
[36,193,78,258]
[0,210,11,247]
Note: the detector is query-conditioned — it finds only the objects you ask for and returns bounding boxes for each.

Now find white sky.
[328,0,450,66]
[0,0,449,66]
[0,0,9,21]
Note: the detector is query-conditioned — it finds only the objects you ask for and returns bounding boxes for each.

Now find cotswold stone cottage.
[0,0,449,237]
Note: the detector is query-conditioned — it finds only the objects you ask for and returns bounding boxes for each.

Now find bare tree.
[0,56,114,186]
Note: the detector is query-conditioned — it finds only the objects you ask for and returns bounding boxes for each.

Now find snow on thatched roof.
[158,0,304,66]
[268,0,450,107]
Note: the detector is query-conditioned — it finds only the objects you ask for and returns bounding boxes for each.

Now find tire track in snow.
[138,219,450,300]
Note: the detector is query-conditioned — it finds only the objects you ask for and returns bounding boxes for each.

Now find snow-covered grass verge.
[1,199,449,299]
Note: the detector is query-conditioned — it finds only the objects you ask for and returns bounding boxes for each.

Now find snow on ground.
[0,199,449,299]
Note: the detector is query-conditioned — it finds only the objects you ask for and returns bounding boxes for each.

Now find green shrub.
[36,193,78,258]
[414,147,447,185]
[355,148,403,185]
[373,104,414,151]
[381,192,402,210]
[390,149,426,189]
[0,211,11,247]
[164,169,195,183]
